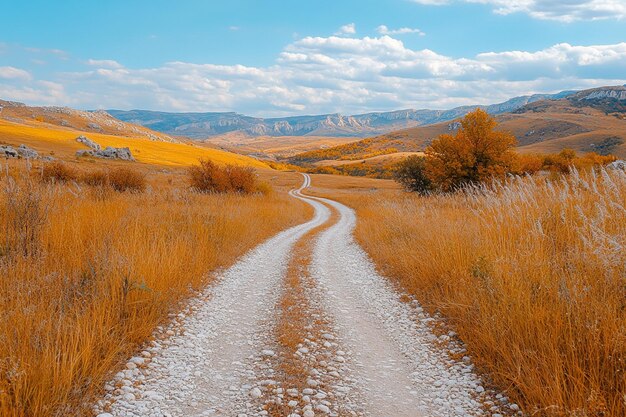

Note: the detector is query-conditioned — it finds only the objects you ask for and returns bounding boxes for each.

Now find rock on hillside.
[1,144,53,160]
[75,136,135,161]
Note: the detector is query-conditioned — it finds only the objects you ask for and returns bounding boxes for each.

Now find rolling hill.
[287,86,626,163]
[0,100,267,168]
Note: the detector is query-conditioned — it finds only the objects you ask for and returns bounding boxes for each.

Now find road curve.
[98,173,498,417]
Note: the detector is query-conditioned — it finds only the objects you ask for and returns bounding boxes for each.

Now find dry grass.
[0,162,309,417]
[313,169,626,417]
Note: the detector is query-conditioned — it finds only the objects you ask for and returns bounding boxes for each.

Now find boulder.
[100,146,135,161]
[76,150,96,158]
[0,145,18,158]
[17,144,38,159]
[76,135,101,150]
[76,146,135,161]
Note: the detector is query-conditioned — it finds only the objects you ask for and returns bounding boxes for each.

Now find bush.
[188,160,230,193]
[81,170,109,187]
[41,161,78,183]
[81,168,146,193]
[108,168,146,192]
[224,165,256,193]
[188,159,260,194]
[394,155,432,194]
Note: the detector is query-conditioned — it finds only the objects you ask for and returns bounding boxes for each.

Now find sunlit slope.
[0,119,267,168]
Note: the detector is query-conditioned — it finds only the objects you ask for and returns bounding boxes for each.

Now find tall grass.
[0,163,308,417]
[337,169,626,417]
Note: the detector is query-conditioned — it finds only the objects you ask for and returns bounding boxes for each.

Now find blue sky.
[1,0,625,115]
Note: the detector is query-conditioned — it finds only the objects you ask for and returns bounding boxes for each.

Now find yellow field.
[0,119,267,168]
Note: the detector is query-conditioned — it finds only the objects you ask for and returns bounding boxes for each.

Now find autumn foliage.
[424,109,517,191]
[395,109,617,192]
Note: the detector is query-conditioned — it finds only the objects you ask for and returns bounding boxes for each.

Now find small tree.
[394,155,432,194]
[425,109,516,191]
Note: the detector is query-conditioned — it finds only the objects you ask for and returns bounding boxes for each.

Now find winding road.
[97,174,502,417]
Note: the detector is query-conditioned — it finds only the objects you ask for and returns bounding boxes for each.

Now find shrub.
[108,168,146,193]
[188,160,230,193]
[41,161,78,183]
[81,170,110,187]
[394,155,432,194]
[255,181,273,195]
[188,159,260,194]
[224,165,256,193]
[82,168,146,193]
[513,153,545,174]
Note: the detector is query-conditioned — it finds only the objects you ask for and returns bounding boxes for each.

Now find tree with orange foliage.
[425,109,517,191]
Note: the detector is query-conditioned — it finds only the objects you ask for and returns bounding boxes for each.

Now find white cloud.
[0,80,68,105]
[0,66,32,81]
[1,37,625,115]
[377,25,425,36]
[334,23,356,36]
[411,0,626,21]
[86,59,123,69]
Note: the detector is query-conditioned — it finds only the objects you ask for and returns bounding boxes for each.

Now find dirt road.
[98,174,504,417]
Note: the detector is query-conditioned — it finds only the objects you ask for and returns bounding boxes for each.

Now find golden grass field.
[0,159,310,417]
[308,170,625,417]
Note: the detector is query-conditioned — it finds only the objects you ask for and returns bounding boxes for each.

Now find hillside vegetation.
[0,119,267,168]
[0,161,308,417]
[393,110,615,193]
[311,168,626,417]
[287,86,626,164]
[0,100,175,143]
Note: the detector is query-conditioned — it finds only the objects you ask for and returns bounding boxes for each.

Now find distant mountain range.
[107,90,577,139]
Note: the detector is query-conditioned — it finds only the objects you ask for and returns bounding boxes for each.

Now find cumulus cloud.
[86,59,123,69]
[0,66,32,81]
[334,23,356,36]
[411,0,626,21]
[1,37,625,115]
[376,25,425,36]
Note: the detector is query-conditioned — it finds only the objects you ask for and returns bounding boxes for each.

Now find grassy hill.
[0,101,268,168]
[287,86,626,164]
